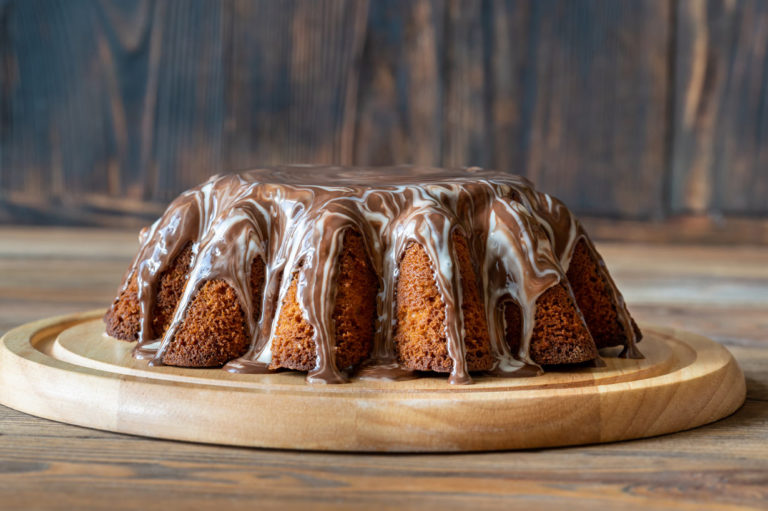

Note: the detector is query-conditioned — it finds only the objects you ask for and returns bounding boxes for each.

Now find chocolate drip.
[112,165,642,383]
[354,361,418,382]
[482,200,562,374]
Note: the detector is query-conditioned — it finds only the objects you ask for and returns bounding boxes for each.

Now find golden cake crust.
[269,231,377,372]
[566,239,643,349]
[394,232,494,373]
[505,283,598,365]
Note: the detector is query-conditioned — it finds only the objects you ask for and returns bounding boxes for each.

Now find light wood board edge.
[0,311,747,452]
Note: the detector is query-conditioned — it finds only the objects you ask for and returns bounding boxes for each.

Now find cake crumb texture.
[104,244,195,341]
[505,282,598,365]
[394,232,494,373]
[566,239,641,348]
[269,230,378,371]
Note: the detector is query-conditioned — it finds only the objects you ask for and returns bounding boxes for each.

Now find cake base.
[0,311,745,452]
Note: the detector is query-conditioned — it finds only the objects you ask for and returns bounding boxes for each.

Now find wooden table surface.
[0,227,766,510]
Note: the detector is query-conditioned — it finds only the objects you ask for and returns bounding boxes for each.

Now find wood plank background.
[0,0,766,229]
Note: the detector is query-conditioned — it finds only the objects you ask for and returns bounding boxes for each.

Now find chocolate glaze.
[354,361,419,382]
[114,165,642,384]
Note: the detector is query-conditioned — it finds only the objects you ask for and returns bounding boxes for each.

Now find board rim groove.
[0,310,746,452]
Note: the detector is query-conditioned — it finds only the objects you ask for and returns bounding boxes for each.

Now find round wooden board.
[0,310,746,452]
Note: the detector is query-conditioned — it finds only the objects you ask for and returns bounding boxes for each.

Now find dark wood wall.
[0,0,766,228]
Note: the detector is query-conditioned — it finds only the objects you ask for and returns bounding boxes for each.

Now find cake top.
[223,164,520,185]
[123,165,640,384]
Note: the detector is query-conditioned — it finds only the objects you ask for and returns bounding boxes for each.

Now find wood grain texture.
[512,0,671,218]
[0,313,745,452]
[0,0,689,228]
[3,0,766,231]
[580,215,768,245]
[223,0,369,169]
[0,0,220,224]
[0,228,766,508]
[354,0,673,219]
[0,0,369,225]
[353,0,445,166]
[672,0,768,216]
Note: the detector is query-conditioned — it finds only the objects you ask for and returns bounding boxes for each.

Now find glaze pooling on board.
[114,165,641,384]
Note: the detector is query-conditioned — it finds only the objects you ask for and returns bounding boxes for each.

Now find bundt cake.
[104,165,642,384]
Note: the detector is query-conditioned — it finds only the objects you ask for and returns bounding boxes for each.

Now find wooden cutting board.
[0,310,745,452]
